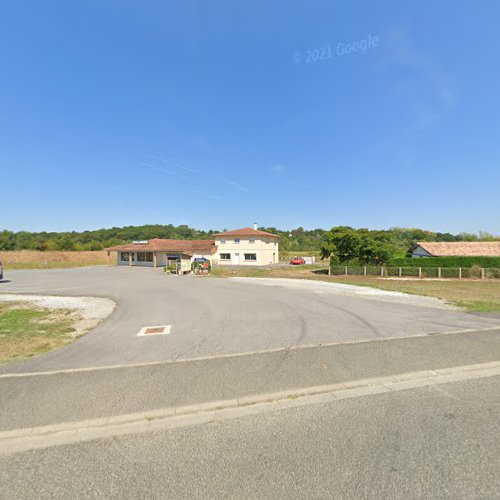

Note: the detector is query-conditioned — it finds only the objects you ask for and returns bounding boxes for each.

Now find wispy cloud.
[145,155,249,194]
[269,164,284,173]
[141,163,190,180]
[224,180,249,192]
[175,162,198,173]
[195,190,222,200]
[150,156,200,174]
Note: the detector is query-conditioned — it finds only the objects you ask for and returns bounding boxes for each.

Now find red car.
[290,256,306,265]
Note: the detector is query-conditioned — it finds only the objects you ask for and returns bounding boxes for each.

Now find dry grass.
[0,251,110,270]
[0,302,82,365]
[329,275,500,312]
[211,266,500,312]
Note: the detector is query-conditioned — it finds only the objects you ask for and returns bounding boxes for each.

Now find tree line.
[319,226,500,265]
[0,224,498,259]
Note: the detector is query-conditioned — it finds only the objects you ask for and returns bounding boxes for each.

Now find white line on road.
[2,360,500,455]
[1,326,499,379]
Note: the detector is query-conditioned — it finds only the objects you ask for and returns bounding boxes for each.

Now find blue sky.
[1,1,499,234]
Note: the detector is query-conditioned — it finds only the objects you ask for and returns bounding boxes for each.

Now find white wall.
[215,237,279,265]
[411,246,432,258]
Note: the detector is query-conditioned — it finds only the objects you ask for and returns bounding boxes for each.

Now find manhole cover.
[137,325,171,337]
[144,327,165,334]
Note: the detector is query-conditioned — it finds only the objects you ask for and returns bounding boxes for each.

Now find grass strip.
[0,302,80,365]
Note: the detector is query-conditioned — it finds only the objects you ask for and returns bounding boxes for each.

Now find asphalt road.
[2,327,500,431]
[1,266,499,373]
[2,374,499,499]
[2,267,500,498]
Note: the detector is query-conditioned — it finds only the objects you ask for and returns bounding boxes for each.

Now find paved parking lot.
[1,266,500,373]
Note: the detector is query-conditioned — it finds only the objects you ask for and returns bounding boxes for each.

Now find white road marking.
[0,326,499,379]
[1,360,500,454]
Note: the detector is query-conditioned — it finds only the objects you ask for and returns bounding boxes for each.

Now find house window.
[244,253,257,261]
[220,239,225,244]
[137,252,153,262]
[234,238,240,243]
[121,252,130,262]
[249,238,255,244]
[220,253,231,260]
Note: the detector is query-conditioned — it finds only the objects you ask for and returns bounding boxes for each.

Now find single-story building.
[104,225,281,269]
[105,239,217,270]
[213,226,280,266]
[411,241,500,258]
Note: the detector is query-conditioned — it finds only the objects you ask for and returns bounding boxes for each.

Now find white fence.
[330,265,500,279]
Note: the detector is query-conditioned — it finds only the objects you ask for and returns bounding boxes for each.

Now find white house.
[213,225,280,266]
[105,225,280,268]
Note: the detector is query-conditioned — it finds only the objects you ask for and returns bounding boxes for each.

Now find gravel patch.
[0,294,115,336]
[228,277,456,310]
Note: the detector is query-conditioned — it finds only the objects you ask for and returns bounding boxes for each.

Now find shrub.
[486,269,500,279]
[469,265,482,278]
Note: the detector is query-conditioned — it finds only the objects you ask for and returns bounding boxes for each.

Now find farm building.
[411,241,500,258]
[105,225,280,269]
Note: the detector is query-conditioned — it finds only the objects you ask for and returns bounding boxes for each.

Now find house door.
[234,253,240,265]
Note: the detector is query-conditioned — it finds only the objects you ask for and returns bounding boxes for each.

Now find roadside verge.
[1,327,500,433]
[2,360,500,455]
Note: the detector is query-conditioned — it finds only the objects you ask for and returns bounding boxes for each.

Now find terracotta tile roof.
[213,227,280,239]
[105,239,216,255]
[416,241,500,257]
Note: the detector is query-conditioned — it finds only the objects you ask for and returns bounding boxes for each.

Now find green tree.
[54,236,76,251]
[320,226,394,265]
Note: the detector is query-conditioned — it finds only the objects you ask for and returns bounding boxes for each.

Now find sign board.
[194,257,208,262]
[133,240,149,244]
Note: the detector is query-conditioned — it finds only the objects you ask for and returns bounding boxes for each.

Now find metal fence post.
[363,266,367,276]
[380,267,384,277]
[418,267,422,279]
[344,266,348,276]
[438,267,441,279]
[459,268,462,279]
[481,268,485,280]
[398,267,402,277]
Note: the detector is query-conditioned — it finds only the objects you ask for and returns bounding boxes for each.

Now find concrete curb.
[2,326,499,379]
[2,360,500,455]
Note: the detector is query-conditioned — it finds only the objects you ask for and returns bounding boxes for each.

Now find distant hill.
[0,224,497,254]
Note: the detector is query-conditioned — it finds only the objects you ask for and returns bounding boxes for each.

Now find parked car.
[290,256,306,265]
[0,261,3,280]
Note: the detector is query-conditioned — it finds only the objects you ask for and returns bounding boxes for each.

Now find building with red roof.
[105,224,279,268]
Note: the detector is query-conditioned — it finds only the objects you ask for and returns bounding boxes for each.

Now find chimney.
[253,222,258,230]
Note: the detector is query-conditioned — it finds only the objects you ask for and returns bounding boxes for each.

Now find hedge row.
[388,257,500,268]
